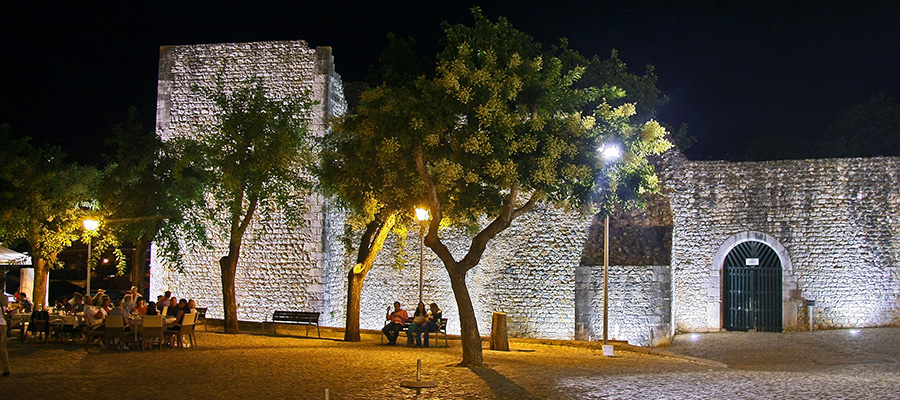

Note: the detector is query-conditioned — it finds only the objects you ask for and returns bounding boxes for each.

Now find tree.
[319,35,430,342]
[168,79,316,334]
[332,9,672,366]
[0,124,100,309]
[100,107,193,295]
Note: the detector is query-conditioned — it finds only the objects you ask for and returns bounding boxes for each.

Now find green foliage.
[167,78,317,260]
[100,107,200,272]
[0,124,99,267]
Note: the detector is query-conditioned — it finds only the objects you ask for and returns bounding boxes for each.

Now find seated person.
[172,299,189,325]
[107,299,130,328]
[406,302,427,347]
[145,301,158,316]
[82,296,107,336]
[166,297,179,317]
[381,301,408,345]
[122,294,135,315]
[416,302,443,348]
[14,292,32,313]
[133,298,148,316]
[71,293,84,313]
[54,296,71,313]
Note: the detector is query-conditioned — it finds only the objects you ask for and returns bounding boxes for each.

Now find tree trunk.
[449,269,483,366]
[344,270,365,341]
[220,251,240,334]
[131,237,150,295]
[32,257,49,310]
[342,215,395,342]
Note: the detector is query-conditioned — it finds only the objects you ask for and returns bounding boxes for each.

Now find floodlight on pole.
[599,144,622,162]
[83,219,99,296]
[597,143,622,346]
[415,208,429,304]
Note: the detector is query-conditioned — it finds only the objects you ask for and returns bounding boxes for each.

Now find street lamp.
[415,208,429,304]
[598,143,622,345]
[83,219,99,296]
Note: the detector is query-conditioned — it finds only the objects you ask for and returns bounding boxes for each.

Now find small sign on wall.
[745,258,759,266]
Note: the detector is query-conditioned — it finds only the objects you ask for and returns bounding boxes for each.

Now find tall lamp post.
[83,219,99,296]
[599,144,622,345]
[415,208,430,304]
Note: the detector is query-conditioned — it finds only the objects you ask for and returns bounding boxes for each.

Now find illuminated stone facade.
[657,151,900,334]
[152,40,900,347]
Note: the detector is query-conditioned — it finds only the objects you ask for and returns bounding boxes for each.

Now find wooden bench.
[382,317,449,347]
[270,311,320,338]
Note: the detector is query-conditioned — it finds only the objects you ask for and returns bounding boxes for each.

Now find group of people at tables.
[382,301,442,347]
[3,287,197,349]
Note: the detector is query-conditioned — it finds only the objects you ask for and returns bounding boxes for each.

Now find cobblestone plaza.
[3,326,898,399]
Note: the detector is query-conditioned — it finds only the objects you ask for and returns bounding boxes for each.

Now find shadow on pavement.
[469,366,539,400]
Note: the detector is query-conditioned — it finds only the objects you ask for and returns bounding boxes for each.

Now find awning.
[0,247,31,265]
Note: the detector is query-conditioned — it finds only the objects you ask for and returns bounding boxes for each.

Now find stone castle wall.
[346,203,591,338]
[151,40,346,323]
[660,152,900,332]
[151,40,900,347]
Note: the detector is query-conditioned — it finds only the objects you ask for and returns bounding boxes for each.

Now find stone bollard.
[490,312,509,351]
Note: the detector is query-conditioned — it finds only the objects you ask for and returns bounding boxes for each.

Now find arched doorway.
[723,241,782,331]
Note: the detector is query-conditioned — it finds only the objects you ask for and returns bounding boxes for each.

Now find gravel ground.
[2,325,898,399]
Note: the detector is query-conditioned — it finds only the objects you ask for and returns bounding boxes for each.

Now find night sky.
[2,1,899,163]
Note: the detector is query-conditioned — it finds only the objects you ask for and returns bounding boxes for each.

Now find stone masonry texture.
[658,149,900,333]
[152,40,900,348]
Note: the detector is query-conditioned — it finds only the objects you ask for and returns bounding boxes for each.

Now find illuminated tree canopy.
[324,8,672,365]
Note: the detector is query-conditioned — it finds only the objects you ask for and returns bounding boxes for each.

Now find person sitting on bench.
[381,301,408,345]
[416,302,442,348]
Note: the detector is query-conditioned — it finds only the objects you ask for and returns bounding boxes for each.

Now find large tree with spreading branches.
[326,9,672,366]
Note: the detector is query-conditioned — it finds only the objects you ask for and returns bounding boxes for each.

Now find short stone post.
[490,312,509,351]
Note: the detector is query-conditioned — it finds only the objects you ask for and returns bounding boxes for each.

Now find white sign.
[745,258,760,266]
[602,344,615,357]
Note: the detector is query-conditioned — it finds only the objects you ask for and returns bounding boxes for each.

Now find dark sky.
[2,1,899,163]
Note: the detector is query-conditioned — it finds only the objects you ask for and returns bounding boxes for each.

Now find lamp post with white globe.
[83,219,99,296]
[598,143,622,345]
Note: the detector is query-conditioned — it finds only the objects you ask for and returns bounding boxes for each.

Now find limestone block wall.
[151,40,346,322]
[579,265,671,346]
[660,151,900,332]
[341,203,591,339]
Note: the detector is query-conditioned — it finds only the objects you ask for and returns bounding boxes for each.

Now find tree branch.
[414,142,457,269]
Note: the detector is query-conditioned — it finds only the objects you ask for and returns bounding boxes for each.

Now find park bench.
[269,311,321,338]
[382,317,449,347]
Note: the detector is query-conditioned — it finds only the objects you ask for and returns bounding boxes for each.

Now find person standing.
[1,277,11,377]
[381,301,408,345]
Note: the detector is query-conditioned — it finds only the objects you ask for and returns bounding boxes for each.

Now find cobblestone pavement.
[1,325,898,399]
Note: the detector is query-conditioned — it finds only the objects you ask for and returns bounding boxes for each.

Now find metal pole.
[419,223,424,304]
[603,214,609,345]
[86,237,92,297]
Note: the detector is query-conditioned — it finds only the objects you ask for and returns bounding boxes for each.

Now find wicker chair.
[194,307,208,331]
[140,314,165,350]
[103,316,127,350]
[165,313,196,349]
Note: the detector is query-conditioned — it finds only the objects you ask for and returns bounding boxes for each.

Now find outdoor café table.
[9,311,31,342]
[48,313,83,341]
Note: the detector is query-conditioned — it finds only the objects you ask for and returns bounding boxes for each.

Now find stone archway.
[709,231,799,331]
